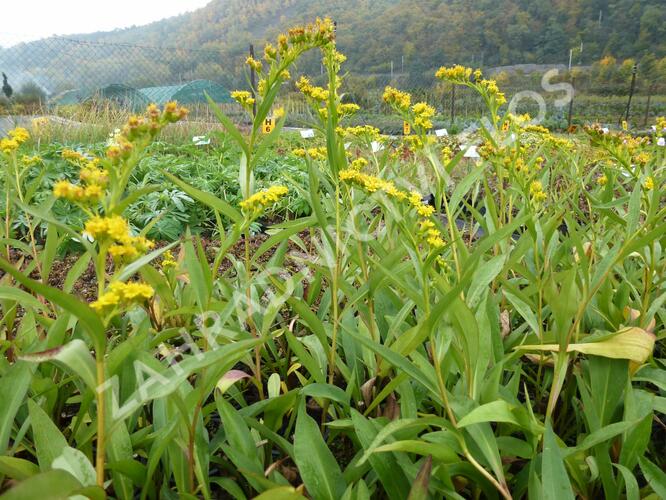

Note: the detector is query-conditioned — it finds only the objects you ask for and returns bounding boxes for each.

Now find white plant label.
[192,136,210,146]
[371,141,384,153]
[435,128,449,137]
[463,145,480,158]
[300,129,315,139]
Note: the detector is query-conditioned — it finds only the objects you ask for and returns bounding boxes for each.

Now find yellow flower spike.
[597,175,608,186]
[643,176,654,190]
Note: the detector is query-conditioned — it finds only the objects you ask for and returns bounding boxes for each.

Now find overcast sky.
[0,0,212,47]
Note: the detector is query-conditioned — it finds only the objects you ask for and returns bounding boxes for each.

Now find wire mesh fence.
[0,36,235,110]
[1,34,664,129]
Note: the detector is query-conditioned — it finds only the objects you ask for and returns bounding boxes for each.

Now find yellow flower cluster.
[339,170,444,252]
[9,127,29,143]
[0,138,19,154]
[32,117,49,131]
[338,103,360,116]
[84,215,154,262]
[21,155,41,165]
[418,219,445,248]
[91,281,154,314]
[54,158,108,205]
[644,176,654,190]
[337,125,380,141]
[530,181,547,203]
[239,186,289,215]
[656,116,666,135]
[284,18,336,49]
[408,191,435,217]
[62,149,88,164]
[1,127,30,154]
[478,79,507,106]
[161,250,177,269]
[231,90,255,109]
[349,158,368,170]
[436,66,505,105]
[597,174,608,186]
[435,65,475,82]
[412,102,435,130]
[53,180,103,204]
[293,147,327,160]
[245,56,263,72]
[383,87,411,111]
[162,101,189,123]
[296,76,329,102]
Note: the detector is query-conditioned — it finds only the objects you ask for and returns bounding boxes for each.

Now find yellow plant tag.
[262,117,274,134]
[403,121,411,135]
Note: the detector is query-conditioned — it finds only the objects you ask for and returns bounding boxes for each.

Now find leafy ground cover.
[0,18,665,500]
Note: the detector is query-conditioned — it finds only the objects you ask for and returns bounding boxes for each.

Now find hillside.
[1,0,665,93]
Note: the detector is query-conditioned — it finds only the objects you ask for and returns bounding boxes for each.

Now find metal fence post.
[622,64,637,125]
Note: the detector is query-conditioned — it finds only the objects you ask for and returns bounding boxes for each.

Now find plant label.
[371,141,384,153]
[262,118,274,134]
[435,128,448,137]
[300,129,315,139]
[463,145,480,158]
[403,121,411,135]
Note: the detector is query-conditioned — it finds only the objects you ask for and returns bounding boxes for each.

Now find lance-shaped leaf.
[515,327,655,364]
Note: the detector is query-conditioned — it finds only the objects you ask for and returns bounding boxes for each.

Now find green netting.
[84,84,150,111]
[50,89,87,106]
[139,80,231,105]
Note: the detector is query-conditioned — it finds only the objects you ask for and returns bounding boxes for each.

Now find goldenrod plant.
[0,19,664,500]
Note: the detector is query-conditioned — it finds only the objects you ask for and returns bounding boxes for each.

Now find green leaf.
[516,327,655,365]
[350,410,411,500]
[638,457,666,498]
[51,447,97,487]
[27,400,69,472]
[293,404,345,500]
[205,92,249,157]
[467,255,506,308]
[254,487,305,500]
[407,456,432,500]
[457,400,520,428]
[0,457,39,480]
[0,470,93,500]
[0,256,106,352]
[21,340,97,391]
[541,423,575,500]
[374,440,458,464]
[613,463,639,500]
[164,171,242,224]
[0,361,33,454]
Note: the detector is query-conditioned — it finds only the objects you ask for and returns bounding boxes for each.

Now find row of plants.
[0,18,665,499]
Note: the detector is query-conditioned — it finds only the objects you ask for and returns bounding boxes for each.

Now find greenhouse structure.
[138,80,231,105]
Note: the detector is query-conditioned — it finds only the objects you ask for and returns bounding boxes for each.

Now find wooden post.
[622,64,637,125]
[249,43,257,117]
[567,76,575,130]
